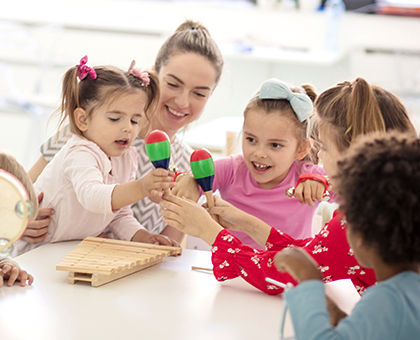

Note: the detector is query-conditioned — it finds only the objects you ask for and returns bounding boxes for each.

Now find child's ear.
[295,138,313,161]
[74,108,89,132]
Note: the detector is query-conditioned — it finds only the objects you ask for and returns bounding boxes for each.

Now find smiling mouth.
[167,106,187,117]
[252,162,271,172]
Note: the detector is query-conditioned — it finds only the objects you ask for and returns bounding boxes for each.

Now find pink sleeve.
[296,161,326,177]
[63,149,116,214]
[107,147,144,241]
[107,206,145,241]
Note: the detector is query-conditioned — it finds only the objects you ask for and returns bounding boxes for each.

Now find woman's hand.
[0,261,34,288]
[21,192,53,244]
[294,180,325,206]
[274,247,323,283]
[159,194,222,246]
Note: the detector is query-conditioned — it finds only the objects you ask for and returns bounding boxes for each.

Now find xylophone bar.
[56,237,182,287]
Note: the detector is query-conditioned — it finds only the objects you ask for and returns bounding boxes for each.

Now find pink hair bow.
[76,55,97,80]
[130,67,150,87]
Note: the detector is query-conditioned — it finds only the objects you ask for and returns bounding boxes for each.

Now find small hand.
[207,195,250,231]
[131,229,181,248]
[274,247,323,283]
[159,194,222,245]
[171,174,200,202]
[140,169,176,203]
[0,263,34,288]
[294,180,325,206]
[326,295,348,326]
[20,192,53,244]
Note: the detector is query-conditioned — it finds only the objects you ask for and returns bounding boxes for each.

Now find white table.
[0,241,288,340]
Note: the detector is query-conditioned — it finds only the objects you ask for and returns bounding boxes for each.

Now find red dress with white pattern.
[211,210,376,295]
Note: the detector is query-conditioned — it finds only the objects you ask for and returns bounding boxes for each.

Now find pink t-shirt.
[211,154,326,249]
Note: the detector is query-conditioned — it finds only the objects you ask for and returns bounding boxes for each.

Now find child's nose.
[174,90,189,109]
[123,121,132,132]
[254,147,267,158]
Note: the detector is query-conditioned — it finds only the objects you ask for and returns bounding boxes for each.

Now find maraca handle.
[204,191,219,223]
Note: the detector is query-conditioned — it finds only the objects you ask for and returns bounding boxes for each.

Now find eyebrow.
[107,111,142,117]
[166,74,212,91]
[244,131,288,143]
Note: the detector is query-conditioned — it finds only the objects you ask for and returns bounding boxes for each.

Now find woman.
[24,20,224,245]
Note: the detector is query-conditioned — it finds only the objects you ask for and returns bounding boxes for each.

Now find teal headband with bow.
[250,78,313,136]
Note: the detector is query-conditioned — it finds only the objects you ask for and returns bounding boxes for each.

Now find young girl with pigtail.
[160,77,417,296]
[173,78,328,249]
[12,56,178,257]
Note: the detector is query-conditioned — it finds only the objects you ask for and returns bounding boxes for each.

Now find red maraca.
[145,130,171,194]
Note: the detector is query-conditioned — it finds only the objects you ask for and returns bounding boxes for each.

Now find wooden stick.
[204,191,219,223]
[191,266,213,272]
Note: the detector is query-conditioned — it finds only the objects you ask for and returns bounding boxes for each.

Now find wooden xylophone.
[56,237,182,287]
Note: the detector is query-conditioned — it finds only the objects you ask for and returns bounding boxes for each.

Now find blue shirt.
[285,271,420,339]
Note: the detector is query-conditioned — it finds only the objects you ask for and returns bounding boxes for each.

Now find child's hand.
[131,229,180,248]
[140,169,176,203]
[159,194,223,246]
[21,192,53,244]
[274,247,322,283]
[326,295,348,326]
[0,262,34,288]
[171,174,200,202]
[207,195,251,232]
[294,180,325,206]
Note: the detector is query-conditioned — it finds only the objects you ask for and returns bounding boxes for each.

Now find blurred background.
[1,0,420,169]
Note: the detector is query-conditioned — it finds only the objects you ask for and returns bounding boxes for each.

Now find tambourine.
[0,169,35,256]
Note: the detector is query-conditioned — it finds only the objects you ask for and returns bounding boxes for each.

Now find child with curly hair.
[275,132,420,339]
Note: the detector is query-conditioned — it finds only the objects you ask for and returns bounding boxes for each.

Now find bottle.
[324,0,346,52]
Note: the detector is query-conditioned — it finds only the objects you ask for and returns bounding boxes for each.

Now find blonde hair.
[245,83,320,164]
[315,77,417,152]
[154,20,224,85]
[0,152,39,220]
[54,65,160,137]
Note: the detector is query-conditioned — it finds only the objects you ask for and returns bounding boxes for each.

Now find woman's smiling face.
[153,53,217,140]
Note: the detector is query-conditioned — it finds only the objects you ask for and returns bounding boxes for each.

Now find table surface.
[0,241,289,340]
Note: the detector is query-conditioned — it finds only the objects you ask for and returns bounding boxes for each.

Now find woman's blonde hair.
[155,20,224,85]
[315,77,417,151]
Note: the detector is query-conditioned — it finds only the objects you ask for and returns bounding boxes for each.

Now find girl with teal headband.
[173,78,328,249]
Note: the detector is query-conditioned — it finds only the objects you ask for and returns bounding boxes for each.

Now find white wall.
[1,0,420,168]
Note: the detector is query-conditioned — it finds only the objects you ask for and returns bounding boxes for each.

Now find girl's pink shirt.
[210,154,326,249]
